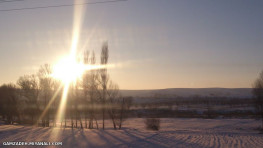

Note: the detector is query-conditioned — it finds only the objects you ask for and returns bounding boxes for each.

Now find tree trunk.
[71,111,73,129]
[75,108,78,128]
[80,114,83,129]
[31,114,34,125]
[85,113,87,128]
[102,103,105,129]
[95,117,99,129]
[119,98,124,129]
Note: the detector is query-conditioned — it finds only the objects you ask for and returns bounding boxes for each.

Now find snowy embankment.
[0,118,263,148]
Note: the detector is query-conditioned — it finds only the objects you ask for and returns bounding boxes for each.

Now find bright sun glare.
[52,57,84,84]
[51,56,106,84]
[46,0,108,133]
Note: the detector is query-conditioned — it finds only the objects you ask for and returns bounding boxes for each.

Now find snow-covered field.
[0,118,263,148]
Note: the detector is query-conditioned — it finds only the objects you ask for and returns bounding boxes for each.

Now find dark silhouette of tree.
[17,74,39,124]
[82,50,90,128]
[252,71,263,129]
[75,80,83,129]
[38,64,53,127]
[118,96,133,129]
[106,82,132,130]
[100,42,109,130]
[0,85,5,120]
[0,84,19,124]
[51,79,62,127]
[88,51,99,129]
[68,83,75,128]
[107,81,119,129]
[82,50,99,129]
[0,43,125,130]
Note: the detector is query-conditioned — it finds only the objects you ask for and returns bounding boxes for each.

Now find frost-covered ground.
[0,118,263,148]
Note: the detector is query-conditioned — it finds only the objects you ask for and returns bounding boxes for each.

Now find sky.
[0,0,263,89]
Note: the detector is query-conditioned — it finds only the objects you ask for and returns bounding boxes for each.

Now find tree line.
[0,43,132,130]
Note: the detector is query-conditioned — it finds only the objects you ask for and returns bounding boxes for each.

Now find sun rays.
[36,0,116,133]
[51,56,109,85]
[51,57,84,84]
[53,0,86,129]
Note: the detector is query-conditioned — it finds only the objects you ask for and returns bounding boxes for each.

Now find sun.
[52,56,85,84]
[51,56,106,84]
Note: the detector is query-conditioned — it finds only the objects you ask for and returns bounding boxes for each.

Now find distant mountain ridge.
[119,88,253,98]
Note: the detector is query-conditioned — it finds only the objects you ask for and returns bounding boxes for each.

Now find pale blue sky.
[0,0,263,89]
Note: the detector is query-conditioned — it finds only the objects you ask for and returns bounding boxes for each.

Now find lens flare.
[52,56,112,84]
[56,82,70,122]
[54,0,86,126]
[51,57,84,84]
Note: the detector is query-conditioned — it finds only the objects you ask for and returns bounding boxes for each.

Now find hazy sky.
[0,0,263,89]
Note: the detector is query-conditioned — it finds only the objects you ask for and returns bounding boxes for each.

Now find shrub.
[145,118,160,131]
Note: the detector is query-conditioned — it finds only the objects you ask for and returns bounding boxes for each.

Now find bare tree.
[67,83,75,128]
[75,80,83,129]
[107,81,119,129]
[17,75,39,124]
[107,83,132,130]
[252,70,263,129]
[38,64,53,127]
[51,79,62,127]
[118,97,133,129]
[89,51,99,129]
[100,42,109,130]
[0,84,19,124]
[82,50,99,129]
[82,50,90,128]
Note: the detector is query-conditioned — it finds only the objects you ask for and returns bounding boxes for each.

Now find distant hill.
[119,88,252,98]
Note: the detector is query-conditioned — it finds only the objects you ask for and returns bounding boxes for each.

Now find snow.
[0,118,263,148]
